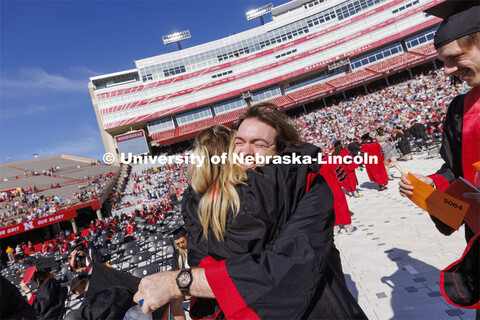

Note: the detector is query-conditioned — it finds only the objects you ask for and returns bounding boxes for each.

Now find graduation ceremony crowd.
[0,173,117,228]
[1,1,479,319]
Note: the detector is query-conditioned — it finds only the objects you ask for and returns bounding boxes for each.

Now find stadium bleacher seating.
[149,129,176,143]
[215,108,248,126]
[264,95,293,108]
[0,155,120,228]
[366,53,421,73]
[288,83,334,102]
[177,117,215,137]
[326,69,377,89]
[409,43,436,56]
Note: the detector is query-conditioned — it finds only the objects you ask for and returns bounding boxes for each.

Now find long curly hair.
[187,125,247,241]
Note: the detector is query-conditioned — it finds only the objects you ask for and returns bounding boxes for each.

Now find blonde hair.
[187,125,247,241]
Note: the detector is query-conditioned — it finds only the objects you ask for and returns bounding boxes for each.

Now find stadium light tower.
[162,30,191,51]
[246,3,273,25]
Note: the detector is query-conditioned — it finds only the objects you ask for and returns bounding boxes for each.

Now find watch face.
[177,271,191,288]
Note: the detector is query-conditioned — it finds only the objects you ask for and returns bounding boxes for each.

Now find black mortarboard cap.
[34,257,56,272]
[73,242,86,252]
[172,227,187,240]
[424,0,480,49]
[361,133,372,141]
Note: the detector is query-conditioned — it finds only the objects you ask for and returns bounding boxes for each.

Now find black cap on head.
[34,257,56,272]
[74,242,86,252]
[361,133,372,141]
[333,141,342,148]
[424,0,480,49]
[172,227,187,240]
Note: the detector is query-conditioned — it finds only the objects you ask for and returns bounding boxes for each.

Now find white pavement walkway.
[334,152,477,320]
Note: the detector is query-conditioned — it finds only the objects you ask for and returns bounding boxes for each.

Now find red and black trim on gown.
[339,148,359,193]
[318,157,352,226]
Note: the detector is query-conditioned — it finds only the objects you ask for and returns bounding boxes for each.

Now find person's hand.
[76,267,86,273]
[399,173,434,197]
[20,280,30,292]
[133,271,181,314]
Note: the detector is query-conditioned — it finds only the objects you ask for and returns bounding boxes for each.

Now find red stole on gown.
[319,161,351,226]
[361,142,388,186]
[462,86,480,186]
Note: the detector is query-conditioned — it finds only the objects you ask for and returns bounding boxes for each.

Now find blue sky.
[0,0,285,163]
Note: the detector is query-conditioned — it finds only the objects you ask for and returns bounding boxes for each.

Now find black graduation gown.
[409,123,427,139]
[395,131,411,156]
[428,94,472,238]
[427,91,479,309]
[183,144,366,319]
[32,278,67,320]
[0,276,37,319]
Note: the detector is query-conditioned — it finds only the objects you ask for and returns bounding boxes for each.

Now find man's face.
[437,40,480,87]
[174,237,187,250]
[234,118,278,169]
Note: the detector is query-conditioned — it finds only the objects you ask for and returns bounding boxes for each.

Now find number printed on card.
[444,198,463,210]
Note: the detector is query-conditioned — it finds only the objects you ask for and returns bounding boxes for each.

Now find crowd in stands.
[111,164,187,213]
[0,173,118,228]
[290,68,468,152]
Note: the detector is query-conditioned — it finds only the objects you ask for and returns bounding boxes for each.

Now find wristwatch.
[175,268,192,296]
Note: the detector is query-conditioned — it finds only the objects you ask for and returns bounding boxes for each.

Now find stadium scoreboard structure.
[89,0,444,159]
[115,129,150,156]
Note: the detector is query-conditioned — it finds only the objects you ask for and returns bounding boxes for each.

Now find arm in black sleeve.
[427,94,466,235]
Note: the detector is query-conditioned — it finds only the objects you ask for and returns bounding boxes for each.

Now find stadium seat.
[131,263,161,278]
[119,241,136,251]
[125,246,141,256]
[126,252,152,271]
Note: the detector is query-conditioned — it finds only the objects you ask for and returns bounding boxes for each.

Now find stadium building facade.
[89,0,444,158]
